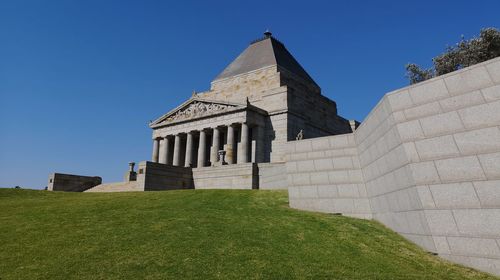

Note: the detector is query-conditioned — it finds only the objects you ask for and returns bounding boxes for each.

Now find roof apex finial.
[264,29,272,38]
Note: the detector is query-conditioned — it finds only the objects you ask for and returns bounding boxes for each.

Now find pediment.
[150,97,246,127]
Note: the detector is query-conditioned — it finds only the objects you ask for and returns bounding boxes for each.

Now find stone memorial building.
[48,31,500,275]
[146,31,352,180]
[48,31,353,192]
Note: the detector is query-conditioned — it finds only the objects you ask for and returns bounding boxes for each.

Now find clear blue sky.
[1,0,498,189]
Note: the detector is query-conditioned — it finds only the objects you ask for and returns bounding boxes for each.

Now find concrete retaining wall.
[287,56,500,275]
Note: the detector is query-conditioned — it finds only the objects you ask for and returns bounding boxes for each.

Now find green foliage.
[0,189,497,280]
[407,27,500,84]
[405,63,435,84]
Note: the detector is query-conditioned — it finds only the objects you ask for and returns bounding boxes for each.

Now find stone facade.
[287,56,500,276]
[287,133,371,219]
[148,33,352,166]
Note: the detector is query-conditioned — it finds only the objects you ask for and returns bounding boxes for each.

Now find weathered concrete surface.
[48,173,101,192]
[287,56,500,275]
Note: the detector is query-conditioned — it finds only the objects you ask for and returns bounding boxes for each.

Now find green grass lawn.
[0,189,497,280]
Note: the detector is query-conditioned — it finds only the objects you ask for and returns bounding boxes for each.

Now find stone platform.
[79,161,286,192]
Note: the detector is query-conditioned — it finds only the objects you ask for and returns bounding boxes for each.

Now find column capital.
[239,121,250,127]
[243,121,258,127]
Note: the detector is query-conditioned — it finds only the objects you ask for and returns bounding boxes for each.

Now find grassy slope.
[0,189,497,280]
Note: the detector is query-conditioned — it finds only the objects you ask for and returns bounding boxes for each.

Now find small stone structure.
[124,162,137,182]
[48,32,500,275]
[48,173,101,192]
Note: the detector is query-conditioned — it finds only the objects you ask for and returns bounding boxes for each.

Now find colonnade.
[151,122,261,167]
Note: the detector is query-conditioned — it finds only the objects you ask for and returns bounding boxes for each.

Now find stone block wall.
[355,86,435,253]
[192,163,258,189]
[287,57,500,275]
[379,57,500,275]
[265,113,288,162]
[85,162,263,192]
[136,161,194,191]
[283,67,353,140]
[209,66,282,104]
[257,162,287,190]
[287,88,352,138]
[48,173,102,192]
[286,134,371,219]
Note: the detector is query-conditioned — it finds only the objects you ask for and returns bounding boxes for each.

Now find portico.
[149,97,266,168]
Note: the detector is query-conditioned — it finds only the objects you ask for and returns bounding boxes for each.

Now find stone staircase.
[85,181,142,192]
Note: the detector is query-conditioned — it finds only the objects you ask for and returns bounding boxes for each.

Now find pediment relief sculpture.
[164,101,236,123]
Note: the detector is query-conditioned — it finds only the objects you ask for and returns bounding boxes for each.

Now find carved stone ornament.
[296,129,304,140]
[165,102,234,122]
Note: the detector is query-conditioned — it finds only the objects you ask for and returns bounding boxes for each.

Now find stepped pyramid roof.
[214,31,318,88]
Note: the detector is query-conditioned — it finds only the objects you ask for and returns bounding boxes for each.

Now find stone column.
[173,134,181,166]
[210,127,220,165]
[151,138,160,163]
[251,127,256,163]
[197,130,206,167]
[239,122,249,163]
[159,136,171,164]
[226,124,235,164]
[184,132,193,167]
[256,125,265,163]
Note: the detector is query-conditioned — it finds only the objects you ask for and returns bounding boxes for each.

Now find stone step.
[85,181,141,192]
